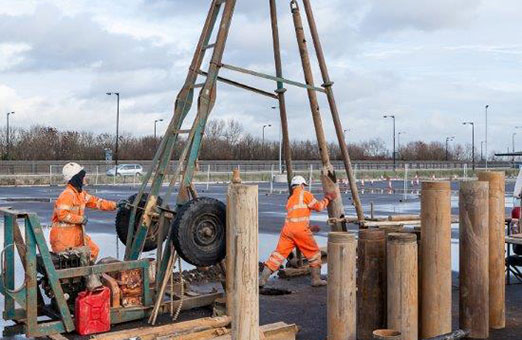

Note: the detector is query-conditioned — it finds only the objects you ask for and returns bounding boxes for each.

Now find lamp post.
[343,128,351,145]
[480,141,484,162]
[463,122,475,170]
[262,123,271,159]
[485,104,489,169]
[398,131,406,160]
[154,119,164,139]
[516,126,522,152]
[6,111,14,160]
[445,136,455,161]
[272,106,283,173]
[106,92,120,175]
[513,132,518,163]
[383,115,396,171]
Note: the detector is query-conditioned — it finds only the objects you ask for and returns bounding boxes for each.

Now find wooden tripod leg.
[289,0,345,231]
[269,0,294,192]
[300,0,364,222]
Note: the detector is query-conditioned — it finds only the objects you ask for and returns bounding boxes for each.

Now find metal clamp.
[290,0,299,12]
[0,244,26,294]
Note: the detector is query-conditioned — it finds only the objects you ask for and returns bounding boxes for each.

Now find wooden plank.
[212,322,298,340]
[92,316,231,340]
[47,334,69,340]
[261,322,299,340]
[278,266,310,278]
[506,236,522,245]
[155,327,229,340]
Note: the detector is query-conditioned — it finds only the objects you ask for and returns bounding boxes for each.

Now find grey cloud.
[0,3,176,72]
[360,0,482,35]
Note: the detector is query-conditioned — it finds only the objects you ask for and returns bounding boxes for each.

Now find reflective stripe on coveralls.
[265,187,329,271]
[50,184,116,260]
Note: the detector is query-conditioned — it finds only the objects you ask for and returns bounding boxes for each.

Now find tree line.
[0,119,480,161]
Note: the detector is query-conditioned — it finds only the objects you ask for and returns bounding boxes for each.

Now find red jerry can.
[75,287,111,335]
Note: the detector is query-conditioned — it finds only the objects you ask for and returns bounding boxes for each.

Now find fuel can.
[75,287,111,335]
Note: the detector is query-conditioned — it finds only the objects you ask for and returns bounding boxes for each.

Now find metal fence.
[0,159,514,176]
[0,160,516,187]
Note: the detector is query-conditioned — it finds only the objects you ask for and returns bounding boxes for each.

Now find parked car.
[106,164,144,177]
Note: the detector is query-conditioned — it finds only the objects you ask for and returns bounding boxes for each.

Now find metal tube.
[198,70,278,99]
[393,117,396,170]
[301,0,364,221]
[290,0,345,230]
[116,93,120,173]
[485,105,489,169]
[269,0,294,189]
[220,63,326,93]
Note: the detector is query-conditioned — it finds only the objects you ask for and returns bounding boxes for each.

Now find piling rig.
[0,0,364,337]
[120,0,364,282]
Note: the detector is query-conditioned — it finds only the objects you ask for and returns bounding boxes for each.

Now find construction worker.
[50,162,121,261]
[260,175,337,287]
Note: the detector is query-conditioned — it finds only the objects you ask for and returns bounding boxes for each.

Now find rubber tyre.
[171,197,226,267]
[115,193,165,252]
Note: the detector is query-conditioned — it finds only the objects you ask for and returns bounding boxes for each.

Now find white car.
[106,164,144,177]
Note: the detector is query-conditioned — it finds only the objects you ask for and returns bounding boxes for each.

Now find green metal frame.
[0,209,151,337]
[123,0,238,292]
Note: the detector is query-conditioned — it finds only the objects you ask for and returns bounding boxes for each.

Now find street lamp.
[397,131,406,160]
[516,126,522,152]
[513,132,517,162]
[383,115,396,171]
[485,104,489,169]
[106,92,120,175]
[480,141,484,161]
[154,119,164,139]
[262,123,272,159]
[463,122,475,170]
[6,111,14,160]
[271,106,283,173]
[343,128,351,145]
[445,136,455,161]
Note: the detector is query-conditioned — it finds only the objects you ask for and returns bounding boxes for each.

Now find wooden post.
[357,229,386,340]
[420,181,452,338]
[459,181,489,339]
[226,184,259,340]
[478,171,506,329]
[327,232,356,340]
[387,233,418,340]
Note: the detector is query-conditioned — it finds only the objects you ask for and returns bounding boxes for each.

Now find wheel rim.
[193,213,222,247]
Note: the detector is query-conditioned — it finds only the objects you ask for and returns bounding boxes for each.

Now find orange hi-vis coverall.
[265,186,330,272]
[50,184,116,260]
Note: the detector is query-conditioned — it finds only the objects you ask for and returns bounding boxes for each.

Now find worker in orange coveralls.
[259,175,337,287]
[50,162,121,261]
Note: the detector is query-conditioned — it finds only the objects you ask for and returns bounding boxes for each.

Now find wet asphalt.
[0,180,519,339]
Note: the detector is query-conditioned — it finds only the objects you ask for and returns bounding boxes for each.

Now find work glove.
[309,225,321,233]
[117,199,129,209]
[324,192,337,201]
[80,216,88,225]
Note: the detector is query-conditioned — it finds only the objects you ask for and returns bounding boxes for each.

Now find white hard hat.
[291,175,308,187]
[63,162,84,181]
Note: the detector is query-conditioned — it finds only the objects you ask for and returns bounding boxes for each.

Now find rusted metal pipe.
[290,0,345,231]
[269,0,293,191]
[300,0,364,222]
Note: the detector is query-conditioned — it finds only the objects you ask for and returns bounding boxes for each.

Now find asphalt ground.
[0,180,519,339]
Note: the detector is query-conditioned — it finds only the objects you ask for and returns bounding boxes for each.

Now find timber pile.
[91,317,298,340]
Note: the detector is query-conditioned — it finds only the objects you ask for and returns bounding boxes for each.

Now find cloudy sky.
[1,0,521,154]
